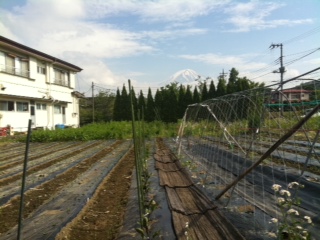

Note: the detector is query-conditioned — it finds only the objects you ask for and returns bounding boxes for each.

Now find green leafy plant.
[270,182,313,239]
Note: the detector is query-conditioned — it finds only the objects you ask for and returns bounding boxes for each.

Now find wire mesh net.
[177,71,320,238]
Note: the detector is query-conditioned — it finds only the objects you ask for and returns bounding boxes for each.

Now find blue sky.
[0,0,319,95]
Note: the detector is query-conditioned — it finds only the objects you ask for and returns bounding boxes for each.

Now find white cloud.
[224,1,313,32]
[83,0,230,22]
[179,53,267,71]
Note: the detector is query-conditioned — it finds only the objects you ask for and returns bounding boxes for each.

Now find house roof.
[281,89,312,93]
[0,36,82,72]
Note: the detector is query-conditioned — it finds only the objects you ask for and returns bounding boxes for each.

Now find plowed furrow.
[0,140,125,236]
[0,141,104,186]
[0,142,59,161]
[0,142,83,166]
[0,141,114,205]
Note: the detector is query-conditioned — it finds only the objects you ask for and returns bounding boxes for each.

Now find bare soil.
[56,148,135,240]
[0,140,136,239]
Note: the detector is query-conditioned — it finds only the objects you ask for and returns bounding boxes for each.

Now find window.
[6,54,15,74]
[54,68,69,87]
[0,100,14,111]
[0,52,29,77]
[36,103,47,110]
[290,94,300,100]
[54,105,61,114]
[16,102,29,112]
[37,61,46,74]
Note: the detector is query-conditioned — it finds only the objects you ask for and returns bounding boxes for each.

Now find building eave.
[0,35,82,72]
[0,93,70,104]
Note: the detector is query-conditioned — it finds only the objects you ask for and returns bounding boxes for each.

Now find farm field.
[0,140,135,240]
[1,135,320,239]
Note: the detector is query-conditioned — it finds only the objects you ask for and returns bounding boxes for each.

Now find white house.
[0,36,83,132]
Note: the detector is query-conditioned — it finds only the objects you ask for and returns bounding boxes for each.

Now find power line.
[283,25,320,45]
[284,47,320,67]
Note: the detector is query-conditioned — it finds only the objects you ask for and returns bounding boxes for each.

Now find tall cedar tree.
[201,82,209,102]
[137,90,146,120]
[130,87,138,120]
[154,89,163,121]
[185,85,193,110]
[227,68,239,94]
[120,85,131,121]
[208,80,216,99]
[216,77,227,97]
[193,86,200,103]
[178,84,186,119]
[113,88,121,121]
[145,88,155,122]
[161,88,178,123]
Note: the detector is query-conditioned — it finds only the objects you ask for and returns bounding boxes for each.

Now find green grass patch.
[20,121,179,142]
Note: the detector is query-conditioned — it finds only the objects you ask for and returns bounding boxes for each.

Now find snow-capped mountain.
[170,69,200,83]
[159,69,201,87]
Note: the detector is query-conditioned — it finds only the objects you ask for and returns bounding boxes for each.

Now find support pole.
[17,119,32,240]
[92,82,95,123]
[215,104,320,200]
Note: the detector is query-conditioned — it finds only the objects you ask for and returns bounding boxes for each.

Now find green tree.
[94,90,115,122]
[227,68,239,94]
[145,88,155,122]
[154,89,163,121]
[178,84,186,119]
[193,86,200,103]
[208,80,216,99]
[216,77,227,97]
[113,88,121,121]
[201,82,209,101]
[137,90,146,120]
[162,88,178,122]
[185,85,193,108]
[80,90,115,125]
[120,84,131,121]
[130,86,138,120]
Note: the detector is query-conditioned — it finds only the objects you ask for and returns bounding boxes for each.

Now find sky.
[0,0,319,96]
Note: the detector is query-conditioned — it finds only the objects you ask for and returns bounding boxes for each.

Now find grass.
[11,121,180,142]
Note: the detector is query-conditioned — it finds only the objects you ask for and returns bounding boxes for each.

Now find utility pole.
[270,43,285,116]
[219,69,228,79]
[92,82,95,123]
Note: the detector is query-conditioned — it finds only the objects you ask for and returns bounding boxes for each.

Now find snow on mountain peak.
[169,69,200,84]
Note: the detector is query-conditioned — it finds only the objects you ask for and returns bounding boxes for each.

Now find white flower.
[277,197,285,204]
[279,190,291,197]
[304,216,312,224]
[269,218,278,223]
[287,209,299,215]
[267,232,277,238]
[288,182,300,188]
[185,222,189,228]
[272,184,282,192]
[184,231,188,236]
[296,225,303,230]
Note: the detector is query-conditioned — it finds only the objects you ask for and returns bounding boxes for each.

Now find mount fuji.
[159,69,201,87]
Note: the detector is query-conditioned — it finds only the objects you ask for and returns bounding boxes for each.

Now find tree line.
[80,68,264,125]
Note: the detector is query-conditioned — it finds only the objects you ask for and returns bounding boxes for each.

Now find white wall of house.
[0,43,82,132]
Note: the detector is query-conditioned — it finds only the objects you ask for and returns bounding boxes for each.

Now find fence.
[177,69,320,238]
